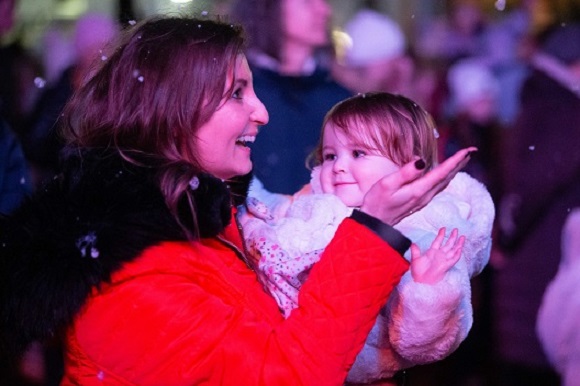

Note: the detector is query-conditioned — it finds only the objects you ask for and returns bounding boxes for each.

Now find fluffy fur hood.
[0,149,247,359]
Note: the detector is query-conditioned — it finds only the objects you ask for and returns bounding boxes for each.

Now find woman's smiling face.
[194,55,269,180]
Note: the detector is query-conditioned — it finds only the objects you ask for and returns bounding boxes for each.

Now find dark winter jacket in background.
[0,118,32,214]
[494,68,580,369]
[249,64,352,195]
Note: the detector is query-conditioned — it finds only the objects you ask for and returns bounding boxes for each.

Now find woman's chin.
[226,164,252,180]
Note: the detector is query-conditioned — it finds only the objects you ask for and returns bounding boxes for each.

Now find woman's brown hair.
[60,16,246,238]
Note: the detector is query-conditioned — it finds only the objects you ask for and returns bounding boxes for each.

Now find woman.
[0,16,472,385]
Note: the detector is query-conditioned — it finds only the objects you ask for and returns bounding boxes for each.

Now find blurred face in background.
[0,0,15,36]
[282,0,332,49]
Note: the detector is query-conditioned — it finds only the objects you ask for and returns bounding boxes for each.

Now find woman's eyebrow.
[234,78,249,87]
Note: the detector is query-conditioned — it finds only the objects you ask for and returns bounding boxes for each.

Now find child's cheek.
[319,171,333,194]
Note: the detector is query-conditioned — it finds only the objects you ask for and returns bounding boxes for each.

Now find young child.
[239,92,494,384]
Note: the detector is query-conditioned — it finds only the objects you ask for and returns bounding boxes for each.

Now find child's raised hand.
[410,228,465,285]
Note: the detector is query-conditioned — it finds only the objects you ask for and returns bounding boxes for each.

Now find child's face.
[319,123,400,207]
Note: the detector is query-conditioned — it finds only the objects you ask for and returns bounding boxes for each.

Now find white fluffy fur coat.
[241,171,494,383]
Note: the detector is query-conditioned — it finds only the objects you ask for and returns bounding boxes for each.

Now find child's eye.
[323,153,336,161]
[352,150,366,158]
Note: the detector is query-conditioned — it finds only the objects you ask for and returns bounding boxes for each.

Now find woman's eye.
[352,150,366,158]
[232,88,243,100]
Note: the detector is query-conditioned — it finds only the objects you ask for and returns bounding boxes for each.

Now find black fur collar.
[0,149,250,359]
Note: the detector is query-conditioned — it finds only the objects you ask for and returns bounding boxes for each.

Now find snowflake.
[76,232,100,259]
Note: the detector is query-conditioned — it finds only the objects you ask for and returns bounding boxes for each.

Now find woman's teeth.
[236,135,256,147]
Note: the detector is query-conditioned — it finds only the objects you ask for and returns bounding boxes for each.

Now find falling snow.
[76,232,99,259]
[189,176,200,190]
[34,77,46,88]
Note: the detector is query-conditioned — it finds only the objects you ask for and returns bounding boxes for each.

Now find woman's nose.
[251,96,269,126]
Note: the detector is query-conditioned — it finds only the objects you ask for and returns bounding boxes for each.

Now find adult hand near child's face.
[359,147,477,225]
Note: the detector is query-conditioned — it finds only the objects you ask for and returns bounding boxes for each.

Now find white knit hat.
[343,9,406,67]
[447,59,499,110]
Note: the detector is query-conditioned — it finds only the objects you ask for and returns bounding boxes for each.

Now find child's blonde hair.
[309,92,439,170]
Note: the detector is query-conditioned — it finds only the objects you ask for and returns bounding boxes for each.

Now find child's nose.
[333,157,347,173]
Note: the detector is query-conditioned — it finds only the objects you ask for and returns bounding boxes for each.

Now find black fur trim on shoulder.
[179,173,232,238]
[0,150,235,358]
[228,171,253,207]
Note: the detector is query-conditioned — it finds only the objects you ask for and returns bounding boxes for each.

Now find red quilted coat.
[0,151,409,386]
[61,215,408,386]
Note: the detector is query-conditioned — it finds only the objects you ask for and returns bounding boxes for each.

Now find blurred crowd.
[1,0,579,385]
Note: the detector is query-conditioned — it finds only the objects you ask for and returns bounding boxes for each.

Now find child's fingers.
[441,228,459,251]
[410,243,421,261]
[432,227,446,249]
[450,236,466,264]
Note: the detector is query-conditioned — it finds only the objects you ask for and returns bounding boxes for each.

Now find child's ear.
[562,208,580,264]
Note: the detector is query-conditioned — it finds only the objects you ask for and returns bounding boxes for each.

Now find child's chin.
[336,195,362,208]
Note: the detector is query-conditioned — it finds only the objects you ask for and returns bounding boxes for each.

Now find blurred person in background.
[332,8,446,125]
[22,12,120,188]
[0,0,32,219]
[0,117,32,216]
[479,0,537,126]
[443,58,503,201]
[493,22,580,386]
[416,0,489,65]
[0,0,41,137]
[230,0,352,194]
[332,9,412,96]
[537,208,580,386]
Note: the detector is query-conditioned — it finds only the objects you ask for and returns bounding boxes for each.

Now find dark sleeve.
[349,210,411,256]
[0,119,32,215]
